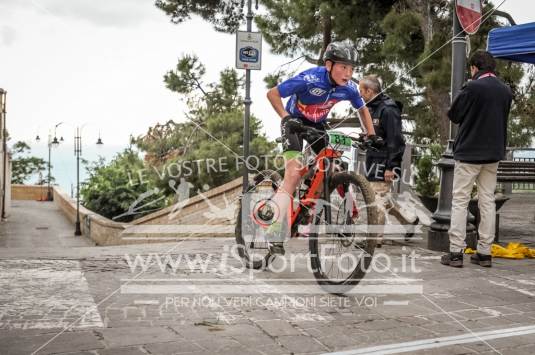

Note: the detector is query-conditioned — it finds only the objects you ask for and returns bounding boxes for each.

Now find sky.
[0,0,299,151]
[1,0,534,155]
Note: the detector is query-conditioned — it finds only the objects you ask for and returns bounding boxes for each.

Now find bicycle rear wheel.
[235,170,281,269]
[309,172,379,294]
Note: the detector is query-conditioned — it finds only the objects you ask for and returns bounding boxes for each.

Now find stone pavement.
[0,196,534,355]
[0,201,94,248]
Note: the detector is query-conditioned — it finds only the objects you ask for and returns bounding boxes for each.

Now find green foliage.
[156,1,535,149]
[80,149,166,222]
[164,55,244,116]
[263,70,287,89]
[505,65,535,147]
[155,0,244,32]
[258,1,535,147]
[132,55,276,197]
[256,0,395,60]
[164,109,274,191]
[414,144,442,197]
[381,10,425,64]
[164,54,206,96]
[11,141,47,185]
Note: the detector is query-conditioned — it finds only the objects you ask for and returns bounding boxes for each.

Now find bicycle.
[235,122,382,294]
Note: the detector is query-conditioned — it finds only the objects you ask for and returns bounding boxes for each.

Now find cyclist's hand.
[367,135,385,149]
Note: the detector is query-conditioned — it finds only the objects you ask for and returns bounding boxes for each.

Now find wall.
[4,160,11,217]
[11,184,128,245]
[52,187,128,245]
[11,184,48,200]
[11,177,243,245]
[124,178,242,241]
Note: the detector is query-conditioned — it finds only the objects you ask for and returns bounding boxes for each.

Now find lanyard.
[478,73,496,80]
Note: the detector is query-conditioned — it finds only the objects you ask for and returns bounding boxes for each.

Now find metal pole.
[242,0,253,193]
[47,138,52,201]
[428,2,474,251]
[47,122,63,201]
[0,89,6,219]
[449,8,467,140]
[74,128,82,236]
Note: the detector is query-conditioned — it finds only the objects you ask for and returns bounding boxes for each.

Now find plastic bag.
[465,242,535,259]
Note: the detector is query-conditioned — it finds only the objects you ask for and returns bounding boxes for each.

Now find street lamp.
[74,126,103,236]
[427,2,477,251]
[42,122,63,201]
[51,136,60,148]
[96,130,103,146]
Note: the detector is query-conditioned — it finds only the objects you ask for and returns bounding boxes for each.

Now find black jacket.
[448,71,513,162]
[365,94,406,181]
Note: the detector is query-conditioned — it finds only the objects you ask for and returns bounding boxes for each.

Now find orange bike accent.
[287,147,343,229]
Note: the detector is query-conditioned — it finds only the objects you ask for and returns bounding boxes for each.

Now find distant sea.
[14,142,126,197]
[513,149,535,161]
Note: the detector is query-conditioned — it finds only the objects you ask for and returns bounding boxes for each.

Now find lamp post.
[427,1,476,251]
[74,126,103,236]
[241,0,260,193]
[0,89,7,219]
[43,122,63,201]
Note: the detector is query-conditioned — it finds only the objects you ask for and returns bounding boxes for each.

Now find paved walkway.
[496,193,535,245]
[0,200,94,248]
[0,194,534,355]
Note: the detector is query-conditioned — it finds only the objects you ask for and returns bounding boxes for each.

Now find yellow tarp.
[465,243,535,259]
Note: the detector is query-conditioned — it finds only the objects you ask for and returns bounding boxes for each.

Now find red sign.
[456,0,482,34]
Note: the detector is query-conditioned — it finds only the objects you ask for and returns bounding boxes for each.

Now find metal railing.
[406,145,535,194]
[511,148,535,191]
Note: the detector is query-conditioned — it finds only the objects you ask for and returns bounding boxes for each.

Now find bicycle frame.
[287,146,344,236]
[251,128,367,236]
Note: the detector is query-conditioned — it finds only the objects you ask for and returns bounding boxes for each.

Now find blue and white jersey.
[277,66,365,123]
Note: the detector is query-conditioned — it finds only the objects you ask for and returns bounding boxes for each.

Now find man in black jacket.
[441,50,513,268]
[359,75,418,247]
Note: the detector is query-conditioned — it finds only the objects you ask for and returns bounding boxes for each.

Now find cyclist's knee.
[285,167,302,183]
[282,150,304,166]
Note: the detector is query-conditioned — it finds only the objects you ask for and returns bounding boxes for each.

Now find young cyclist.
[265,40,379,254]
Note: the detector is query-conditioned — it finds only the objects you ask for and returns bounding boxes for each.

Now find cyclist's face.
[327,61,354,86]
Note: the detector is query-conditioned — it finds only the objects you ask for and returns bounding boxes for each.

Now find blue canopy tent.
[487,22,535,64]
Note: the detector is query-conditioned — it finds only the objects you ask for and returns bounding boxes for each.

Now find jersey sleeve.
[277,74,308,98]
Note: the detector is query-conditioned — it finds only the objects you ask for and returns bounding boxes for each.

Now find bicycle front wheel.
[309,172,379,294]
[235,170,281,269]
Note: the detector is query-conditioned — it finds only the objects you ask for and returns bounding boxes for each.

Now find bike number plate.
[328,133,352,152]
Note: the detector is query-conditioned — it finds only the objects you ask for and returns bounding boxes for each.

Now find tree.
[80,149,166,222]
[505,65,535,147]
[415,144,442,197]
[132,54,276,196]
[256,0,397,64]
[155,1,535,147]
[155,0,244,32]
[255,1,446,144]
[163,54,244,116]
[257,1,535,146]
[11,141,47,184]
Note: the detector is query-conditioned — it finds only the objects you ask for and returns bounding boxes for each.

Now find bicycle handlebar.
[296,124,383,152]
